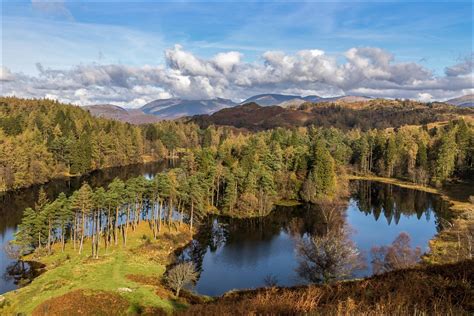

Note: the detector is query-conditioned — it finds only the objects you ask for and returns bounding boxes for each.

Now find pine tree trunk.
[125,205,130,246]
[96,210,100,258]
[79,209,85,254]
[158,200,162,232]
[73,214,77,250]
[114,206,119,246]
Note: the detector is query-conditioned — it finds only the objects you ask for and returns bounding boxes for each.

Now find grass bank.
[0,222,193,315]
[348,174,474,264]
[182,259,473,315]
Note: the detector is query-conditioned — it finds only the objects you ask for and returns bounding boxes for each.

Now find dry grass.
[32,290,130,316]
[182,259,474,315]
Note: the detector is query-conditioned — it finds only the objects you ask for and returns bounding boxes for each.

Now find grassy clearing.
[1,222,193,315]
[348,174,474,264]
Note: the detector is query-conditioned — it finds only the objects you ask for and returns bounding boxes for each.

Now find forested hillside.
[14,118,474,258]
[2,97,473,193]
[0,98,200,191]
[192,99,474,131]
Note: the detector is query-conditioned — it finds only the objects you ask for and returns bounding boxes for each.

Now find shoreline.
[348,174,474,264]
[0,155,181,194]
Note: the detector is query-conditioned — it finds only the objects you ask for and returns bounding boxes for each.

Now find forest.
[10,97,474,258]
[0,97,200,191]
[3,98,474,315]
[2,98,473,195]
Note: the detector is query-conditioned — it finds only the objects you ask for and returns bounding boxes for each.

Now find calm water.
[179,181,452,296]
[0,160,178,294]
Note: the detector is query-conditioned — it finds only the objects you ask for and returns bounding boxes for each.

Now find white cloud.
[0,66,15,82]
[31,0,74,21]
[417,92,433,102]
[1,45,473,107]
[445,54,473,77]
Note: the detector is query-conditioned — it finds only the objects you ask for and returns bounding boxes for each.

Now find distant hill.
[191,99,474,131]
[445,94,474,107]
[84,104,161,124]
[141,98,237,120]
[86,94,472,125]
[240,93,371,107]
[241,94,322,107]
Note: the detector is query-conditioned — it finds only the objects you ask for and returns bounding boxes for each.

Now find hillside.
[141,98,237,120]
[191,99,474,131]
[84,104,161,124]
[446,94,474,107]
[240,94,371,107]
[241,94,322,107]
[0,97,201,191]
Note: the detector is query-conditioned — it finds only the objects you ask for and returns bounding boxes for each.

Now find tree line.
[0,97,201,191]
[15,171,202,258]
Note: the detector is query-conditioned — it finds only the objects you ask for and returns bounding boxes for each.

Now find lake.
[0,160,178,294]
[0,169,454,296]
[178,180,452,296]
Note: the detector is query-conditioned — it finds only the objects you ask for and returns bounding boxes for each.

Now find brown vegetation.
[182,259,474,315]
[32,290,130,316]
[191,99,474,131]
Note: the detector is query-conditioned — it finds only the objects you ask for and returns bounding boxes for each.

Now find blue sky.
[1,1,473,106]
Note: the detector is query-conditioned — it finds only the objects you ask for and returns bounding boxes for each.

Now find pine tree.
[71,182,93,254]
[55,192,72,252]
[433,130,457,185]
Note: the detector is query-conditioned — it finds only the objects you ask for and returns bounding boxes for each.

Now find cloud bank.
[1,46,472,107]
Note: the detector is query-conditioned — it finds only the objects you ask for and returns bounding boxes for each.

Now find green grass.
[1,223,192,315]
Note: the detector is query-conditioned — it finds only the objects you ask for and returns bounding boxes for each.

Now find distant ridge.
[85,104,161,124]
[241,93,371,107]
[445,94,474,107]
[85,93,472,124]
[241,94,322,107]
[141,98,237,120]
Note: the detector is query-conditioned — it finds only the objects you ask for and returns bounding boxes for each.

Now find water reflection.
[179,180,451,296]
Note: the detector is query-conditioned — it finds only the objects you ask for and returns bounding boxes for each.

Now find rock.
[117,287,133,293]
[0,295,6,307]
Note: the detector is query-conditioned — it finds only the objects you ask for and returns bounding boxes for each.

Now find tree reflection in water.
[177,180,452,295]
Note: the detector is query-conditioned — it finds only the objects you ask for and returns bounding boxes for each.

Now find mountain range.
[140,98,237,120]
[84,93,472,124]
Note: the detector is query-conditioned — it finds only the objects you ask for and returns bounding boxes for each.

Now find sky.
[1,0,473,107]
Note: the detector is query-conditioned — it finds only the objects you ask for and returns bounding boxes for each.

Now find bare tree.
[371,232,421,274]
[166,262,198,297]
[296,226,364,284]
[263,273,278,287]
